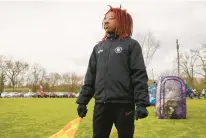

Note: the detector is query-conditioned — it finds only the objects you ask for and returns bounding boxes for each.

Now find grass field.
[0,98,206,138]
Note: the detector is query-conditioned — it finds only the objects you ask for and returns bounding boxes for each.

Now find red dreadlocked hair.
[101,5,133,42]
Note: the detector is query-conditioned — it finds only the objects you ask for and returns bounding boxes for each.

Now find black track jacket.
[76,34,150,107]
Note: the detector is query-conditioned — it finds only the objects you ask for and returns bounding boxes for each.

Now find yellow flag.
[48,117,82,138]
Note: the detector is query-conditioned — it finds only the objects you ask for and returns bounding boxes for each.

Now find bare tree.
[179,50,198,87]
[0,56,6,92]
[41,76,50,92]
[27,63,46,92]
[16,76,25,87]
[0,57,29,90]
[135,31,160,67]
[0,72,6,93]
[48,72,62,91]
[0,55,5,73]
[192,47,206,83]
[62,72,71,85]
[70,72,83,91]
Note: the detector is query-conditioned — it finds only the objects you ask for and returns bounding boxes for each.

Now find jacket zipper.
[104,38,112,104]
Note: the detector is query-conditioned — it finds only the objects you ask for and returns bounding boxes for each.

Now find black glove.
[135,106,148,120]
[77,104,87,118]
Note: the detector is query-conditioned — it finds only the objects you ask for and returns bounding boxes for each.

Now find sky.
[0,0,206,79]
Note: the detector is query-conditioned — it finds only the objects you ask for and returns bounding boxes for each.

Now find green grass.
[0,98,206,138]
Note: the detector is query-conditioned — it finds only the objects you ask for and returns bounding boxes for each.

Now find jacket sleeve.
[76,47,96,105]
[129,41,150,107]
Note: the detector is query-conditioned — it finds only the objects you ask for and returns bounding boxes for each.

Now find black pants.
[92,103,135,138]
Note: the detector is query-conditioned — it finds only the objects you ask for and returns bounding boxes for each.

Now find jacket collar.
[107,33,119,39]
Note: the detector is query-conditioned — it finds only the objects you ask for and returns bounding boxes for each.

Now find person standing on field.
[76,5,150,138]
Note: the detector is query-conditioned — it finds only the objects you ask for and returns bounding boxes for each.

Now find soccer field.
[0,98,206,138]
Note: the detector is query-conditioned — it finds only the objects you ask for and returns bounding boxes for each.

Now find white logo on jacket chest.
[97,49,103,54]
[114,47,122,54]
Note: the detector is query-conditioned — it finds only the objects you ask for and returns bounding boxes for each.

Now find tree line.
[0,55,83,93]
[2,33,205,93]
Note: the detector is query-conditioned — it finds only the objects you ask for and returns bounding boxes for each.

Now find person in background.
[202,88,205,99]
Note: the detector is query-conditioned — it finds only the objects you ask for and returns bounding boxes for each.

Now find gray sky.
[0,0,206,79]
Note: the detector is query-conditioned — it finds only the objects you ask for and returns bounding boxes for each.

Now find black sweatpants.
[92,103,135,138]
